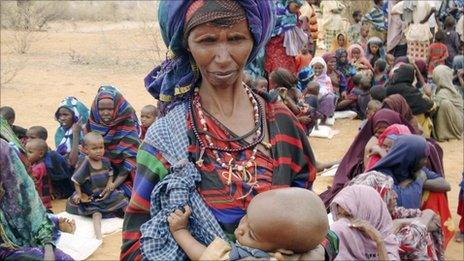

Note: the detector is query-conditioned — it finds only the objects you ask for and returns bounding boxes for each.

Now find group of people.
[1,0,463,260]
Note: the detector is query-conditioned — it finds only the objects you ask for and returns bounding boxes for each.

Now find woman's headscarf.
[371,135,429,184]
[320,109,416,207]
[54,97,89,155]
[433,65,463,109]
[382,94,421,133]
[297,66,315,91]
[309,57,333,94]
[87,86,141,178]
[322,52,335,65]
[347,44,367,62]
[330,185,399,260]
[348,171,396,208]
[335,48,356,78]
[365,123,412,171]
[0,139,55,248]
[145,0,275,113]
[366,37,385,65]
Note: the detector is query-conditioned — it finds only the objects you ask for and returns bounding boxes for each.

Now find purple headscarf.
[145,0,275,113]
[330,185,399,260]
[320,109,416,207]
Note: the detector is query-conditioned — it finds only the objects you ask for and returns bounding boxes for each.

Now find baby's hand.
[167,205,192,234]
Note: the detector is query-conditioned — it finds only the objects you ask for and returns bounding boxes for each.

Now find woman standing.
[87,86,140,197]
[432,65,464,141]
[123,1,331,260]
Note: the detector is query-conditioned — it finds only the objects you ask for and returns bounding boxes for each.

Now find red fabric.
[265,34,297,76]
[140,125,148,140]
[31,162,52,209]
[295,53,313,72]
[427,43,448,74]
[459,186,464,233]
[421,192,454,248]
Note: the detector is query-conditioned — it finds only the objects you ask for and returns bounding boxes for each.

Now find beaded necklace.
[189,84,266,187]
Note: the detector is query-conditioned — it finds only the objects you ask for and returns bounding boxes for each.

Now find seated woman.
[371,135,450,209]
[365,37,385,68]
[386,64,436,138]
[347,43,374,81]
[309,57,337,124]
[330,184,399,260]
[382,94,421,134]
[86,86,141,198]
[432,65,463,141]
[335,48,356,85]
[320,108,415,206]
[0,139,74,260]
[364,123,411,171]
[349,172,444,260]
[122,1,338,260]
[54,96,89,167]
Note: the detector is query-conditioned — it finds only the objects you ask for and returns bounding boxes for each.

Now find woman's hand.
[73,193,91,204]
[72,118,82,136]
[167,205,192,234]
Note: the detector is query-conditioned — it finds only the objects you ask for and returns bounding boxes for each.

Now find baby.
[140,105,159,140]
[66,132,128,240]
[26,125,48,141]
[168,188,329,260]
[26,138,53,210]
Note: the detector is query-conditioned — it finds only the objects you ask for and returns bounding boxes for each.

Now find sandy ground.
[2,21,463,260]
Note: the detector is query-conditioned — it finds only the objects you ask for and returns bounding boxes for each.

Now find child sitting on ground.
[29,126,75,199]
[359,100,382,130]
[140,105,159,140]
[168,188,329,260]
[373,59,388,87]
[66,132,128,240]
[350,76,372,120]
[302,81,324,133]
[427,30,449,75]
[0,106,28,144]
[26,138,53,210]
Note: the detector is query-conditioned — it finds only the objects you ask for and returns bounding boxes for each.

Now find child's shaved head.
[27,126,48,141]
[27,138,48,152]
[141,105,159,128]
[237,188,329,253]
[83,132,104,147]
[0,106,15,125]
[25,138,48,164]
[142,105,159,117]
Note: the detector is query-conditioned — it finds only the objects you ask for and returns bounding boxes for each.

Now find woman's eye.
[198,37,216,43]
[229,35,244,42]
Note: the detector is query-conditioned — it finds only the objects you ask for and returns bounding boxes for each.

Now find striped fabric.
[121,98,317,260]
[362,6,387,31]
[87,86,141,196]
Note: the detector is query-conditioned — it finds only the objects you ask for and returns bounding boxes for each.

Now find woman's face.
[313,63,324,76]
[98,98,115,124]
[57,107,74,129]
[351,48,361,60]
[327,57,337,71]
[337,35,345,47]
[187,20,253,89]
[369,44,379,55]
[339,53,347,63]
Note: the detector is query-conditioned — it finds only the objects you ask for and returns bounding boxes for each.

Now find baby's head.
[352,73,363,87]
[306,81,320,96]
[83,132,105,162]
[385,54,395,67]
[0,106,15,126]
[366,100,382,119]
[374,59,387,74]
[234,188,328,253]
[141,105,159,129]
[360,77,372,91]
[254,76,269,93]
[27,126,48,141]
[25,138,48,164]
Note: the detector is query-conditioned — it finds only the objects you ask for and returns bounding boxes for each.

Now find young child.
[373,59,388,86]
[140,105,159,140]
[66,132,128,240]
[168,188,329,260]
[443,16,461,67]
[385,54,395,74]
[427,30,449,74]
[295,45,313,73]
[310,57,337,124]
[301,81,324,134]
[358,97,382,130]
[347,10,362,44]
[0,106,27,144]
[26,138,53,210]
[251,76,269,93]
[350,76,372,120]
[26,125,49,141]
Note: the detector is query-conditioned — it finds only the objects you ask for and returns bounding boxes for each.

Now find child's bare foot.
[455,232,464,243]
[58,218,76,234]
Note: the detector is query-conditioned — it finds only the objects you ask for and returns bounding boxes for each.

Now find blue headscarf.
[371,134,429,184]
[144,0,275,113]
[297,66,315,91]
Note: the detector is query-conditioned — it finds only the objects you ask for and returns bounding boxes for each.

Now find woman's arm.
[423,177,451,192]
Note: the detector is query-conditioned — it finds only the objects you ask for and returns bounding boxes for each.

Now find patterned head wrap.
[145,0,275,113]
[297,66,315,91]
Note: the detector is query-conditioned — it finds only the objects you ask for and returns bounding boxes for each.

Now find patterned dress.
[31,162,53,210]
[66,158,128,217]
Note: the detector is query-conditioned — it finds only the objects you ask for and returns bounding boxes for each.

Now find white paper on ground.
[334,110,358,119]
[309,126,339,139]
[56,232,102,260]
[320,165,339,177]
[56,212,123,238]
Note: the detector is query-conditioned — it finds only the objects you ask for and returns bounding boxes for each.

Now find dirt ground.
[1,21,463,260]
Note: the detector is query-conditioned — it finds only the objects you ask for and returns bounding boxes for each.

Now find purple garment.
[330,185,400,260]
[320,109,416,207]
[443,29,461,67]
[0,247,73,261]
[319,93,336,118]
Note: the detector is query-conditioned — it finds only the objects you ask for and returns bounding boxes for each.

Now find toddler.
[140,105,159,140]
[26,138,53,210]
[373,59,388,87]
